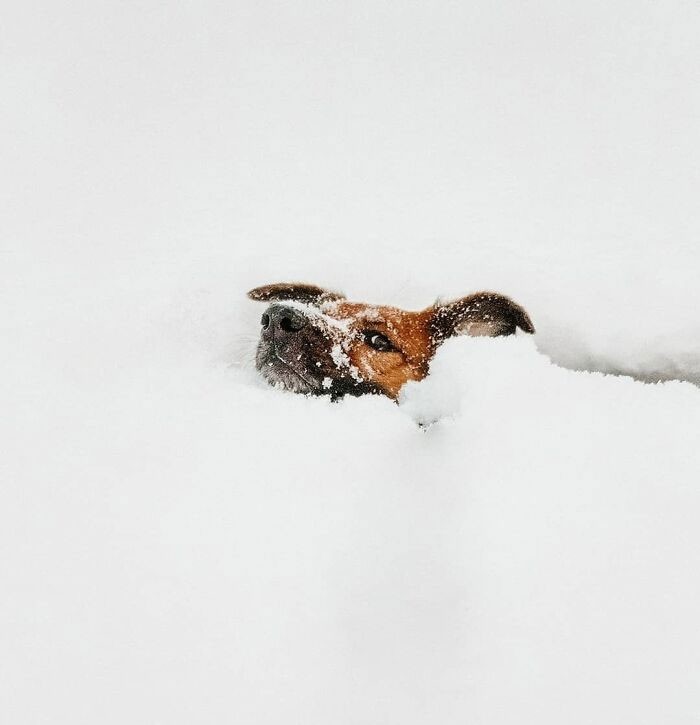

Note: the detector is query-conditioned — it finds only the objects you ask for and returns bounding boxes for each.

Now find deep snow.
[3,0,700,723]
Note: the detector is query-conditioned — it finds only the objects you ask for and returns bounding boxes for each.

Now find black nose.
[262,305,308,334]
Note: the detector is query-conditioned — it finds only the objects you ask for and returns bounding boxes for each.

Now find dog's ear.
[429,292,535,343]
[247,282,344,305]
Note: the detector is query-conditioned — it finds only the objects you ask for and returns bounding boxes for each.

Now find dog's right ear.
[247,282,344,305]
[429,291,535,342]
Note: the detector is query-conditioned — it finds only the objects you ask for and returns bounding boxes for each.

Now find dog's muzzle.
[255,304,323,394]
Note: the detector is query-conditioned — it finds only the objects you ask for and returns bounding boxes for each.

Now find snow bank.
[4,269,700,723]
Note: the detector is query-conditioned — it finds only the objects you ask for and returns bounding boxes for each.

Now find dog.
[248,282,535,399]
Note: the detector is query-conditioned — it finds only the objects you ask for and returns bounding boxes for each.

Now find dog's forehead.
[324,300,415,325]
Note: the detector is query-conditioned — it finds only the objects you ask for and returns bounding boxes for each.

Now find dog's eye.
[364,331,395,352]
[261,313,270,329]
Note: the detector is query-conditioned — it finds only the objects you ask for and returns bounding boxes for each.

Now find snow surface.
[3,0,700,723]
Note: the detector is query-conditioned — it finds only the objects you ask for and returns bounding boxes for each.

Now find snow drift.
[4,270,700,723]
[4,0,700,722]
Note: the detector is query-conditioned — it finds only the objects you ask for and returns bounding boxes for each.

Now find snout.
[253,302,380,398]
[260,305,308,338]
[255,304,320,394]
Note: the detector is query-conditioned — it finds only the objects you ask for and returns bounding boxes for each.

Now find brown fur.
[248,283,535,399]
[326,302,435,398]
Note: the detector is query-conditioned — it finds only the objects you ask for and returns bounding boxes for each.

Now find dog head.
[248,282,535,399]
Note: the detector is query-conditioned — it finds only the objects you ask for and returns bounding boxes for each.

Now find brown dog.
[248,282,534,399]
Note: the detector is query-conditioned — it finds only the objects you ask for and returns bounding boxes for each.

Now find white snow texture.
[3,1,700,723]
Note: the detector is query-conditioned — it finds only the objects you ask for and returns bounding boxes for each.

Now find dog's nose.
[263,305,308,334]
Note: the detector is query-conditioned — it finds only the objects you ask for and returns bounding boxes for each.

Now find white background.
[3,1,700,723]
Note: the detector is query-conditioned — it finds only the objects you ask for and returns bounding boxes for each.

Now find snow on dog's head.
[248,282,535,399]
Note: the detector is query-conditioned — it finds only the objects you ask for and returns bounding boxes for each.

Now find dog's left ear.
[247,282,344,305]
[429,292,535,342]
